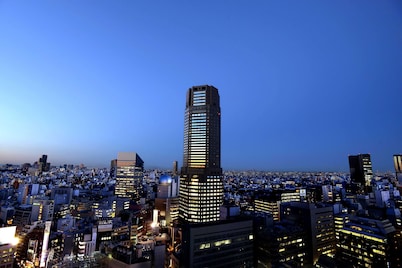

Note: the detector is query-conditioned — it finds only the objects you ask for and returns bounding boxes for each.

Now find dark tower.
[173,160,178,176]
[394,154,402,185]
[348,154,373,192]
[38,154,50,172]
[179,85,223,223]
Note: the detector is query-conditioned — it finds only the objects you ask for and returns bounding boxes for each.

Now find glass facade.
[179,85,223,223]
[394,154,402,173]
[114,152,144,200]
[349,154,373,188]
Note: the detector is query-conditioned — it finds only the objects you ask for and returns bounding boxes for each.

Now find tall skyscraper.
[348,154,373,189]
[179,85,223,223]
[114,152,144,200]
[38,154,50,172]
[394,154,402,185]
[172,160,178,176]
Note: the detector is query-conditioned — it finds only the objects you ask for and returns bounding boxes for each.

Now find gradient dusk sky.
[1,1,401,171]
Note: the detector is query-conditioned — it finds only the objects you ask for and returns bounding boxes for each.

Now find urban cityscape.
[1,85,402,268]
[1,1,402,268]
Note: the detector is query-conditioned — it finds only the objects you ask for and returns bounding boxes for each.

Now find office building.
[281,202,336,265]
[178,219,254,268]
[254,189,302,221]
[13,205,32,230]
[114,152,144,200]
[173,161,178,176]
[179,85,223,223]
[155,175,179,226]
[31,199,54,222]
[255,199,280,222]
[394,154,402,185]
[336,216,396,267]
[38,154,50,173]
[349,154,373,191]
[51,187,73,212]
[15,221,51,268]
[265,223,307,267]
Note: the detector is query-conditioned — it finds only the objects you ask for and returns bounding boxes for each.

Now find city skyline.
[1,1,402,171]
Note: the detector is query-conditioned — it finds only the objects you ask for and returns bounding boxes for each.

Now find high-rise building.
[394,154,402,185]
[348,154,373,190]
[179,85,223,223]
[173,160,178,176]
[336,216,396,267]
[114,152,144,200]
[175,86,255,267]
[177,219,254,268]
[38,154,50,173]
[281,202,336,265]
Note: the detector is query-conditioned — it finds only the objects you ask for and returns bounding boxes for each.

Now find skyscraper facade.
[394,155,402,173]
[114,152,144,200]
[348,154,373,188]
[394,154,402,185]
[179,85,223,223]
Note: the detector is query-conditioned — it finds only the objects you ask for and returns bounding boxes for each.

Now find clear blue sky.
[1,1,401,172]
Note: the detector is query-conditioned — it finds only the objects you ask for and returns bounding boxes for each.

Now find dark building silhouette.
[349,154,373,192]
[253,212,308,267]
[179,85,223,223]
[178,219,254,268]
[173,160,178,176]
[281,202,336,266]
[38,154,50,172]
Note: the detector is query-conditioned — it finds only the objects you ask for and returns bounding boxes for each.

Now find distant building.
[114,152,144,200]
[179,85,223,223]
[394,154,402,185]
[110,159,117,177]
[173,161,178,176]
[38,154,50,173]
[349,154,373,192]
